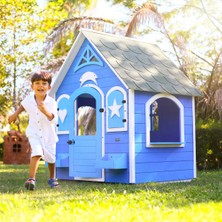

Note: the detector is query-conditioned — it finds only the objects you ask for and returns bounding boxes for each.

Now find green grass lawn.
[1,162,222,222]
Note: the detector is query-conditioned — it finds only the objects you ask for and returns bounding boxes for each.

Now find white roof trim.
[49,32,85,96]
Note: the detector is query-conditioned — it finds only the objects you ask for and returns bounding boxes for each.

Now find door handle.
[67,139,75,144]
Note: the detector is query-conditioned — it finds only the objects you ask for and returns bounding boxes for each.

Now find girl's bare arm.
[8,105,25,124]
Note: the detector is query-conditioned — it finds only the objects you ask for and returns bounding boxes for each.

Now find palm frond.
[45,16,122,54]
[125,3,164,37]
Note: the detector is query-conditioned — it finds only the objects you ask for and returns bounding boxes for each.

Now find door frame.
[69,85,105,182]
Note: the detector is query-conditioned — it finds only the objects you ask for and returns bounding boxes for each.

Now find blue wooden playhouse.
[49,29,202,184]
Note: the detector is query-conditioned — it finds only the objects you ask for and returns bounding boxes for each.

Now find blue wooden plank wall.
[134,92,195,183]
[105,169,129,183]
[104,132,130,183]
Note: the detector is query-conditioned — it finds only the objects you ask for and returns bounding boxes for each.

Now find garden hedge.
[0,143,3,161]
[196,128,222,170]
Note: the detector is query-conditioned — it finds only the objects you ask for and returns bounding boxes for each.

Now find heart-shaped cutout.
[59,109,67,123]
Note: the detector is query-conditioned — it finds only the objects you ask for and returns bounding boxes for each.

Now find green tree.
[0,58,9,127]
[0,0,68,130]
[0,0,106,131]
[1,0,37,111]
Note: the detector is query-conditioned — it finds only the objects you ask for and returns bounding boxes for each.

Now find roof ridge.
[80,28,160,47]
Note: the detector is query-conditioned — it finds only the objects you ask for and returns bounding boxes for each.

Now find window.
[56,94,70,134]
[13,144,21,152]
[146,94,184,147]
[78,106,96,135]
[76,94,96,136]
[106,87,127,132]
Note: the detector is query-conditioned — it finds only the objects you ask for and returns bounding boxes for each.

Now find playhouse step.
[96,153,127,169]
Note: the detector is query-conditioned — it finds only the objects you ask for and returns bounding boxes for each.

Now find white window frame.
[145,93,185,147]
[106,86,127,132]
[57,94,70,134]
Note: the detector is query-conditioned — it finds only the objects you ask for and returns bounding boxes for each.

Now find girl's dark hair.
[31,70,52,85]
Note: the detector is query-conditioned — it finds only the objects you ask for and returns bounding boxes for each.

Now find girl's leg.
[29,155,42,179]
[25,156,41,190]
[48,162,55,179]
[48,163,59,188]
[45,144,59,188]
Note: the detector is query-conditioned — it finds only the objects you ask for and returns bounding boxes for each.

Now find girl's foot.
[25,178,36,190]
[48,178,59,188]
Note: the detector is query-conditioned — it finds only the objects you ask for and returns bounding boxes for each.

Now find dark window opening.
[80,59,87,65]
[150,98,180,143]
[90,56,98,62]
[76,94,96,136]
[12,144,21,152]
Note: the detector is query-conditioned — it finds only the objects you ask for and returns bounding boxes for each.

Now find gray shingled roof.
[82,30,202,97]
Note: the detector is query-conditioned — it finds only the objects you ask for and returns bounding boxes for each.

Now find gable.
[50,32,127,97]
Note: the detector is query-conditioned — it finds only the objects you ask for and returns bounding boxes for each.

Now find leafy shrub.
[0,143,3,161]
[196,128,222,170]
